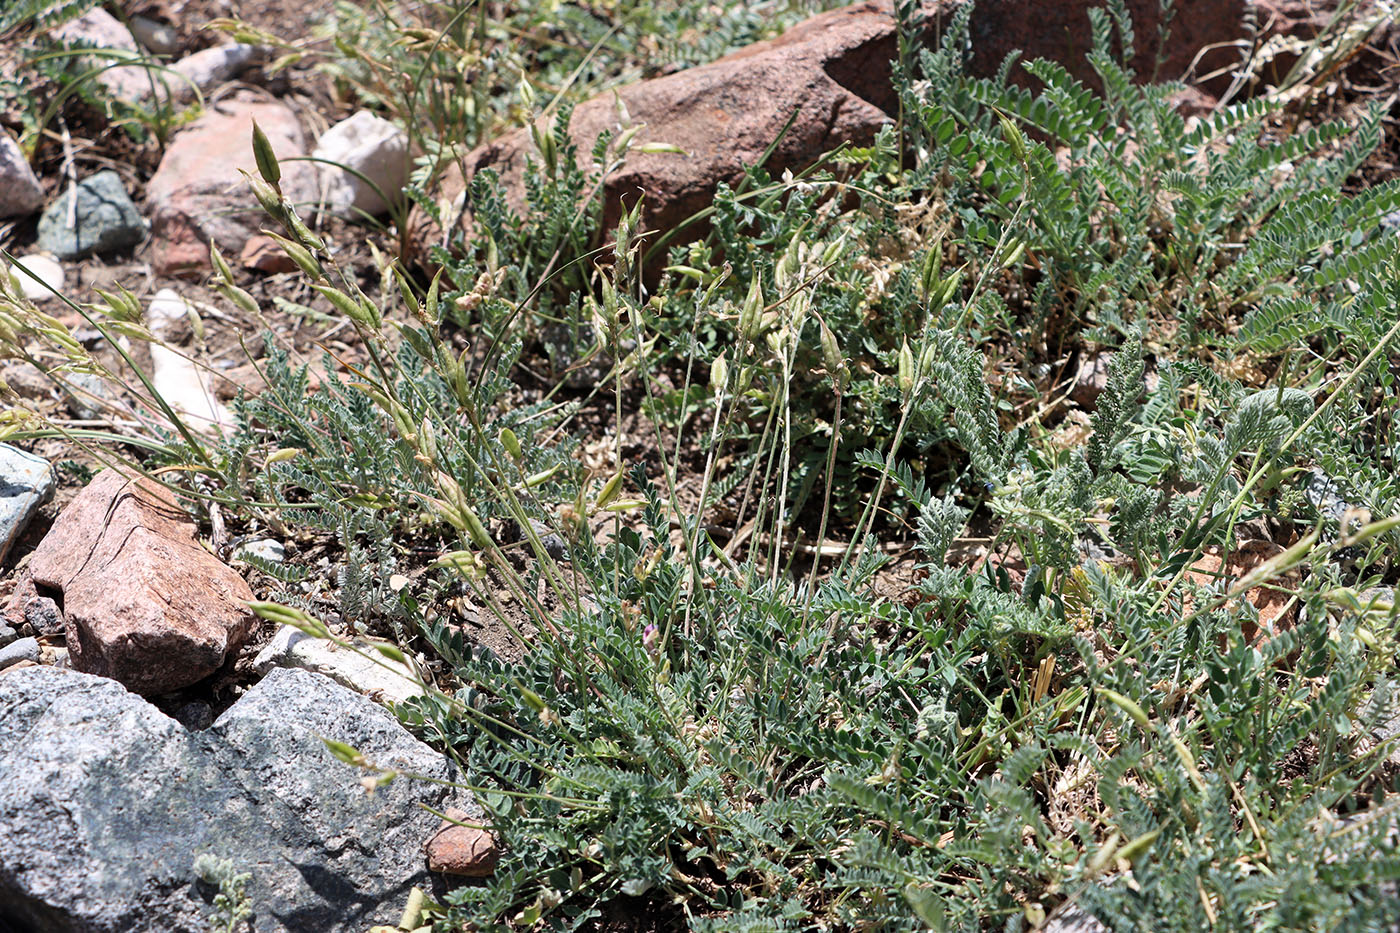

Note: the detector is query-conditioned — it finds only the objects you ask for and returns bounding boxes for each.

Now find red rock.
[0,132,44,219]
[0,361,55,400]
[239,234,299,274]
[2,572,35,629]
[27,470,254,695]
[416,1,917,264]
[414,0,1264,270]
[1186,541,1299,643]
[2,573,64,636]
[51,8,153,104]
[145,95,317,277]
[424,807,500,877]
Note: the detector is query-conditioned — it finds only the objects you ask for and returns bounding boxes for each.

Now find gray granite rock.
[0,623,15,648]
[22,591,63,637]
[61,370,112,420]
[0,636,38,669]
[0,666,477,932]
[173,700,213,731]
[0,444,54,566]
[36,170,146,260]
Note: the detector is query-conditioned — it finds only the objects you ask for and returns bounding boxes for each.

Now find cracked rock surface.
[24,469,254,695]
[0,666,479,933]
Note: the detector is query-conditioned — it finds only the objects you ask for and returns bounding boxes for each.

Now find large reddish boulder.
[145,94,317,277]
[418,0,911,259]
[414,0,1257,265]
[25,470,254,695]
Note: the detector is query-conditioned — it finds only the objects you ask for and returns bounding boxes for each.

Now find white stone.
[128,15,179,56]
[233,538,286,564]
[313,111,409,219]
[5,254,64,302]
[147,287,192,336]
[146,289,234,435]
[51,8,156,104]
[252,625,425,704]
[0,133,43,219]
[167,44,265,100]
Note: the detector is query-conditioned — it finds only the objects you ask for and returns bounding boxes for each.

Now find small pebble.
[527,519,567,561]
[0,636,41,670]
[23,594,63,636]
[1071,352,1112,411]
[128,15,179,55]
[541,534,567,561]
[5,253,64,302]
[170,44,266,99]
[0,132,44,218]
[0,622,16,648]
[424,807,499,877]
[312,110,409,218]
[62,371,111,420]
[234,538,286,564]
[1306,471,1352,522]
[1360,588,1395,611]
[240,235,298,274]
[72,326,107,349]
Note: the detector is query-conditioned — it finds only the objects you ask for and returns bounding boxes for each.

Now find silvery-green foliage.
[1086,335,1144,475]
[923,329,1008,483]
[192,855,253,933]
[916,493,967,566]
[1224,387,1313,456]
[901,3,1397,351]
